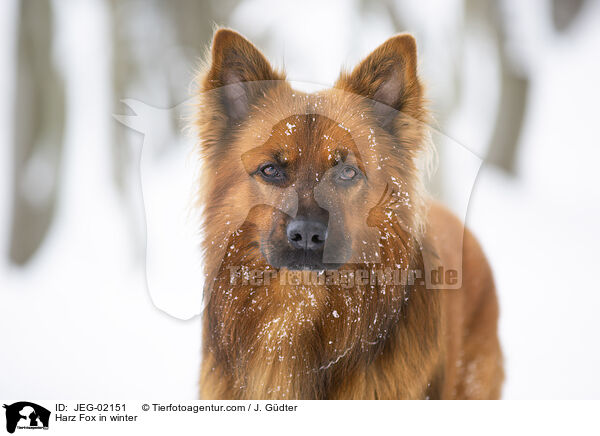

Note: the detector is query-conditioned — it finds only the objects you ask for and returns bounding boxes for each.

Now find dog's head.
[195,29,428,286]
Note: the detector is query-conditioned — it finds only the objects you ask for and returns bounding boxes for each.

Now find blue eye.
[339,166,358,181]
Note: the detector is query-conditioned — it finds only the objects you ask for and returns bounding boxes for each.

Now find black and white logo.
[3,402,50,433]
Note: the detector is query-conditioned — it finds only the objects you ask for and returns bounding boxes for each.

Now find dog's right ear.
[335,34,424,131]
[202,29,284,122]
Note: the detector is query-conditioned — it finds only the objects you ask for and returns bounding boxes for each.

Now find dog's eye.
[339,166,358,181]
[259,164,283,180]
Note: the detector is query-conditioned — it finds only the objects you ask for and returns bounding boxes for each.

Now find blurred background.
[1,0,599,399]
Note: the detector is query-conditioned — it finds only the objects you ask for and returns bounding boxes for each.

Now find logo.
[3,402,50,433]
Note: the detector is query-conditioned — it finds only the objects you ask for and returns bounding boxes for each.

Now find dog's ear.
[202,29,284,122]
[336,34,424,129]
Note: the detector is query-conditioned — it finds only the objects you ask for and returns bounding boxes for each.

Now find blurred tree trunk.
[9,0,64,265]
[109,0,237,260]
[487,0,587,170]
[552,0,586,32]
[485,64,528,173]
[471,0,529,174]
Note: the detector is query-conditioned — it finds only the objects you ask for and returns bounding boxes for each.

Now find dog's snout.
[286,219,327,250]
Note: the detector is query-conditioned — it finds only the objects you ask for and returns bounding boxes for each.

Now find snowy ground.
[1,0,599,399]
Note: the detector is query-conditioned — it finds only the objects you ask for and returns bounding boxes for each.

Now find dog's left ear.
[336,34,424,130]
[202,28,284,123]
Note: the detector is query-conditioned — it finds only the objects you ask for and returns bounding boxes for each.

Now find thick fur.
[194,29,503,399]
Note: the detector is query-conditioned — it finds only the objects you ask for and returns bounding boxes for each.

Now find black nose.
[286,219,328,250]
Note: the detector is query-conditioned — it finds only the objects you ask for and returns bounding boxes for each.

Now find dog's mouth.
[262,248,342,271]
[260,239,347,271]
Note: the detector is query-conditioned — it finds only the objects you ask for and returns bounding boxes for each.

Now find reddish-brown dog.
[194,29,503,399]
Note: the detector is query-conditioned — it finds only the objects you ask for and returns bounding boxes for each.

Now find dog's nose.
[286,219,328,250]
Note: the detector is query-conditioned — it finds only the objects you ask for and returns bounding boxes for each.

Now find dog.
[193,28,503,399]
